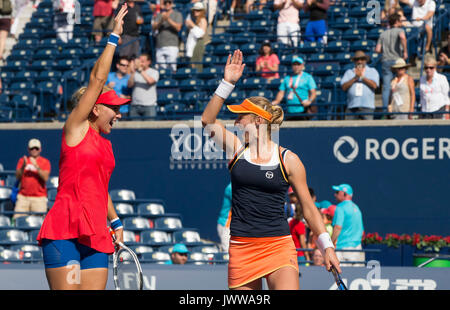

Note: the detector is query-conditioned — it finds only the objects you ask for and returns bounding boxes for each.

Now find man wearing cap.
[330,184,365,267]
[419,56,450,119]
[166,243,190,264]
[340,51,380,120]
[272,56,317,119]
[375,13,408,113]
[152,0,183,72]
[14,139,51,219]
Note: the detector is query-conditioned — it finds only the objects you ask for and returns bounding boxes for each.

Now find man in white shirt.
[400,0,435,54]
[419,56,450,119]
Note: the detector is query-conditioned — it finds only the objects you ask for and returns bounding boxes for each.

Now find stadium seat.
[314,63,341,76]
[9,82,34,94]
[47,188,57,201]
[55,59,81,71]
[173,67,198,80]
[241,77,267,90]
[298,41,323,53]
[156,79,179,89]
[36,71,62,83]
[15,215,44,230]
[190,244,220,260]
[213,43,239,56]
[2,60,28,72]
[58,48,84,60]
[231,34,255,45]
[367,28,384,40]
[137,202,165,217]
[172,229,202,246]
[33,48,59,60]
[0,249,21,262]
[248,89,274,99]
[130,245,154,256]
[35,80,61,117]
[212,252,229,264]
[334,52,353,65]
[11,93,38,121]
[140,230,172,246]
[120,230,138,244]
[114,203,136,217]
[179,79,204,91]
[123,217,153,231]
[350,40,376,52]
[226,20,249,33]
[39,38,65,50]
[187,252,208,265]
[158,92,182,106]
[81,46,102,59]
[332,17,357,30]
[197,67,219,80]
[325,41,351,53]
[14,71,39,83]
[342,29,367,41]
[153,216,182,232]
[249,20,275,33]
[46,176,59,189]
[326,29,342,42]
[240,43,258,56]
[0,229,29,245]
[0,186,12,200]
[141,251,170,264]
[0,215,11,229]
[7,49,34,61]
[110,189,136,201]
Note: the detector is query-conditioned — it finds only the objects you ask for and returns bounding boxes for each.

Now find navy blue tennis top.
[228,144,291,238]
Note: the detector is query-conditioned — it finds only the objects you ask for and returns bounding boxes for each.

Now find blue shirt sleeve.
[332,205,344,227]
[279,76,289,91]
[307,74,317,90]
[340,69,354,86]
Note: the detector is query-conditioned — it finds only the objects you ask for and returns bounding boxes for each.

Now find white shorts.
[336,244,365,267]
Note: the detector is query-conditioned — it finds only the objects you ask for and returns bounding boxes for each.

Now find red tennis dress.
[37,126,115,254]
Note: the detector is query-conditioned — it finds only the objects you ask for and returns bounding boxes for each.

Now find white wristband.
[316,232,334,255]
[214,79,235,99]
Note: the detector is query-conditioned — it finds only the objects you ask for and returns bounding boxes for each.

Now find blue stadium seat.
[0,229,30,245]
[0,249,21,262]
[342,29,367,41]
[172,229,203,246]
[140,230,172,246]
[0,215,11,229]
[309,53,332,62]
[33,48,59,60]
[123,217,153,232]
[39,38,65,50]
[212,252,229,264]
[64,37,89,49]
[331,17,357,30]
[314,63,341,76]
[13,71,39,83]
[350,40,376,52]
[110,189,136,201]
[240,43,258,56]
[153,216,183,232]
[115,203,136,217]
[250,19,275,33]
[197,67,219,79]
[14,215,44,231]
[140,251,170,264]
[349,6,369,18]
[0,71,15,85]
[157,79,179,89]
[137,202,165,217]
[187,252,208,264]
[325,40,351,53]
[55,59,81,71]
[201,55,219,68]
[227,90,246,104]
[173,67,198,80]
[10,82,34,93]
[248,89,274,99]
[11,93,38,121]
[129,245,154,256]
[35,80,62,116]
[367,28,384,40]
[298,41,324,53]
[334,52,353,65]
[7,49,34,61]
[326,29,342,42]
[15,39,40,50]
[209,33,232,46]
[122,230,138,244]
[58,48,84,60]
[36,71,62,83]
[214,43,239,56]
[179,78,204,91]
[30,59,54,71]
[328,6,349,22]
[241,77,267,90]
[231,33,255,45]
[2,60,28,72]
[226,20,249,33]
[158,92,182,106]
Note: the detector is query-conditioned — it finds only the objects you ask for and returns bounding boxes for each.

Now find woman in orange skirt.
[201,50,341,290]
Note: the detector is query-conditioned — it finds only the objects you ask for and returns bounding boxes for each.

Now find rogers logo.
[333,136,359,164]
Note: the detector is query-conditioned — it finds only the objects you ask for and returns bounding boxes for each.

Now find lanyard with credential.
[289,73,303,104]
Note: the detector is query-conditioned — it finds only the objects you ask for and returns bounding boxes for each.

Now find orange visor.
[227,99,272,122]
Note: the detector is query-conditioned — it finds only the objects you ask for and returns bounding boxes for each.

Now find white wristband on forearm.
[316,232,334,255]
[214,79,235,99]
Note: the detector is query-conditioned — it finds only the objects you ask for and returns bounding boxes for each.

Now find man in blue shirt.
[340,51,380,120]
[106,56,132,116]
[272,56,317,119]
[331,183,365,266]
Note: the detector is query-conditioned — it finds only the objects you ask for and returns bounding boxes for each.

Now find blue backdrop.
[0,123,449,241]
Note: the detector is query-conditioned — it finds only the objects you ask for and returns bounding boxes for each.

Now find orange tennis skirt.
[228,235,299,289]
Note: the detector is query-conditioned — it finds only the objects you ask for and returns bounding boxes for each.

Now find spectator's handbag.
[0,0,12,15]
[11,180,20,204]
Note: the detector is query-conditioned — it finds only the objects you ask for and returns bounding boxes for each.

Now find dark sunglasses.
[177,253,188,256]
[354,57,367,61]
[164,1,172,4]
[118,63,129,67]
[424,66,435,70]
[29,147,40,151]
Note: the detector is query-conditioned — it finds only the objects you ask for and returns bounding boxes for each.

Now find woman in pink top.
[255,40,280,81]
[37,5,129,290]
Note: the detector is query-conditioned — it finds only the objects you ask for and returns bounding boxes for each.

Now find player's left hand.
[324,247,341,273]
[113,228,124,248]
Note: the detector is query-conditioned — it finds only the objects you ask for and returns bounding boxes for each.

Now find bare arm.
[341,75,358,91]
[331,225,342,246]
[64,5,128,144]
[201,50,246,156]
[408,76,416,118]
[272,90,285,105]
[285,151,341,272]
[399,31,408,59]
[107,194,123,245]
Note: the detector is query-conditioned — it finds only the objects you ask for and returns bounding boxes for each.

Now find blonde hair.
[68,85,113,111]
[247,96,284,129]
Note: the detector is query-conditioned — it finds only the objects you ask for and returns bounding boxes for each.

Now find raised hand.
[224,50,246,85]
[112,3,129,36]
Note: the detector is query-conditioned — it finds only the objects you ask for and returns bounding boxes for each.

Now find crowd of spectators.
[286,183,365,267]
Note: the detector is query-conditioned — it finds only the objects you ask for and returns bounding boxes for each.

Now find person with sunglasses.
[165,243,190,264]
[419,56,450,119]
[13,138,51,219]
[36,5,129,290]
[107,56,132,117]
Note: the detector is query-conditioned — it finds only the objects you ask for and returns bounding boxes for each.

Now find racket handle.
[110,227,117,242]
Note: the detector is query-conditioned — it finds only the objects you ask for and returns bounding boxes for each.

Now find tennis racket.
[111,229,143,290]
[331,266,348,290]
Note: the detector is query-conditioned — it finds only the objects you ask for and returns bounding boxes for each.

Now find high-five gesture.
[112,3,129,36]
[224,50,246,85]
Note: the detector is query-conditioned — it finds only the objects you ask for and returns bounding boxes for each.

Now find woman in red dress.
[37,5,129,290]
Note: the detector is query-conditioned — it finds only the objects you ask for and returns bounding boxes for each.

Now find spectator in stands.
[245,0,267,13]
[255,40,280,81]
[273,0,303,47]
[127,53,160,119]
[185,1,207,72]
[419,56,450,119]
[381,0,400,24]
[166,243,189,264]
[284,186,297,221]
[331,184,365,267]
[437,32,450,73]
[191,0,216,26]
[388,58,415,120]
[399,0,436,55]
[321,204,335,236]
[0,0,16,61]
[289,202,310,264]
[152,0,183,72]
[93,0,119,43]
[395,8,412,27]
[303,0,330,43]
[375,13,408,113]
[217,182,231,252]
[312,248,325,266]
[14,139,51,219]
[53,0,75,43]
[118,0,143,60]
[107,56,132,116]
[272,56,317,119]
[341,51,380,120]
